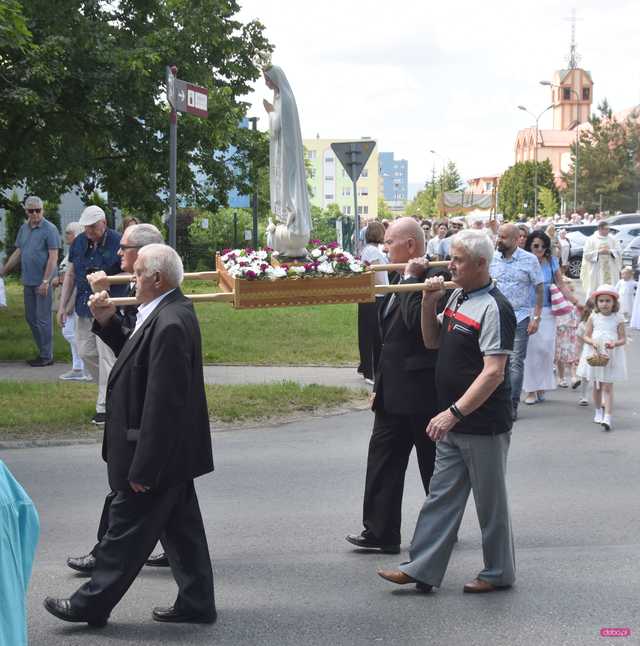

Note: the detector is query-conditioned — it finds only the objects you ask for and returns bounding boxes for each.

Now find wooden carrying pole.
[103,271,219,285]
[375,281,456,294]
[107,292,235,306]
[368,261,449,271]
[104,281,456,306]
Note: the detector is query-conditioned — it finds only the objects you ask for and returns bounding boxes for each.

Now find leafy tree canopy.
[1,0,272,216]
[498,159,558,220]
[562,100,640,213]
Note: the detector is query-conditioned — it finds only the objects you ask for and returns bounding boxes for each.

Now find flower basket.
[586,353,609,367]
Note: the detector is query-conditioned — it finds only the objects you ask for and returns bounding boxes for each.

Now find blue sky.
[238,0,640,189]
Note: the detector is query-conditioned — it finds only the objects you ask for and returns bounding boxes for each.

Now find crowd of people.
[357,213,634,431]
[0,199,637,637]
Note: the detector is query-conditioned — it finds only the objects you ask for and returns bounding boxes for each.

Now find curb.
[0,403,370,450]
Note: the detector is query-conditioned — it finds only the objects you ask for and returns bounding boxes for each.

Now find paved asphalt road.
[4,333,640,646]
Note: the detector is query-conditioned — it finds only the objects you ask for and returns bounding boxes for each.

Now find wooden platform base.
[215,255,375,309]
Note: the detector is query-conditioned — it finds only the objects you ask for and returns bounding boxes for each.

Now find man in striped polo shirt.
[377,229,517,595]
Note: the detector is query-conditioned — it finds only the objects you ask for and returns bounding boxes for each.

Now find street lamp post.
[430,149,446,216]
[517,104,553,219]
[540,81,580,215]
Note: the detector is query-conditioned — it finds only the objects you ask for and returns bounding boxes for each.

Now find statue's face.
[264,71,276,90]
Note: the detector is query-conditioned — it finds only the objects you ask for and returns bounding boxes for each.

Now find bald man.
[347,218,440,553]
[489,224,543,421]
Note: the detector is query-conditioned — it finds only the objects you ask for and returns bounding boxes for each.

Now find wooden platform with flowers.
[215,244,376,309]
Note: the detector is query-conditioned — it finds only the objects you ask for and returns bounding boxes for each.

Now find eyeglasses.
[531,243,545,249]
[27,208,42,214]
[119,244,143,251]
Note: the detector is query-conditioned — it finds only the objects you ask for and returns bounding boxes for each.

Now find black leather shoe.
[146,552,170,567]
[67,553,96,573]
[43,597,108,627]
[152,605,217,624]
[27,357,54,367]
[346,533,400,554]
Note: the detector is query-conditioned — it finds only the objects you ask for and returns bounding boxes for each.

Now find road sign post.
[166,65,209,249]
[331,141,376,255]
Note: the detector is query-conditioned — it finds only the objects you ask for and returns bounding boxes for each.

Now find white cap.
[79,205,106,226]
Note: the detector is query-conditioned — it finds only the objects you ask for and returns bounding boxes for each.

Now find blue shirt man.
[69,228,125,318]
[0,196,61,366]
[489,224,543,420]
[59,205,126,423]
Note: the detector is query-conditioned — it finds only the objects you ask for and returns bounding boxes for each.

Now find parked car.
[604,213,640,226]
[610,223,640,250]
[622,236,640,280]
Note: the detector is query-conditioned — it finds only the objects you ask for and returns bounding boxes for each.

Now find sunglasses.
[119,244,143,251]
[531,243,545,249]
[27,208,42,214]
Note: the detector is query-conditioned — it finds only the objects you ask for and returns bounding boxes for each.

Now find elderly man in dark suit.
[347,217,439,554]
[44,244,216,627]
[65,223,171,574]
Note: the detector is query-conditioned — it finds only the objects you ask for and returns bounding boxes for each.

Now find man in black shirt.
[378,229,516,594]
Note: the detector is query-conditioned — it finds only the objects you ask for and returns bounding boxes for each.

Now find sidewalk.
[0,361,369,390]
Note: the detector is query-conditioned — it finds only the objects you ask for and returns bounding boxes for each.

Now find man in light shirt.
[489,224,543,421]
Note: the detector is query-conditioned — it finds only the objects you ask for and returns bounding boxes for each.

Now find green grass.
[0,381,368,441]
[0,278,359,365]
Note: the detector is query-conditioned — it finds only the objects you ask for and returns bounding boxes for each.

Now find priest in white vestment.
[580,221,621,297]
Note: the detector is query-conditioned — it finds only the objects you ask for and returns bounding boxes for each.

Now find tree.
[0,0,31,50]
[1,0,272,216]
[441,160,463,192]
[311,203,341,243]
[405,189,439,218]
[498,160,558,220]
[377,197,393,220]
[538,187,559,217]
[562,101,640,213]
[405,159,464,219]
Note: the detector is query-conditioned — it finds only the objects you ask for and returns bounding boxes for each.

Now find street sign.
[185,83,208,118]
[166,66,208,118]
[331,141,376,183]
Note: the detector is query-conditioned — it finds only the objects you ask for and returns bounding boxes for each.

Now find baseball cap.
[79,205,106,226]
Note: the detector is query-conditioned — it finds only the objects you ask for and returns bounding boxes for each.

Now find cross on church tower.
[565,8,582,70]
[549,9,593,130]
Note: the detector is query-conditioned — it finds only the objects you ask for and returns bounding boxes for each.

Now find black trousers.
[362,409,437,545]
[71,480,215,621]
[91,490,166,557]
[357,297,383,380]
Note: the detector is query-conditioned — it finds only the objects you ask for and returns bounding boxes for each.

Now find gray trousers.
[23,285,53,360]
[508,317,530,405]
[400,431,515,588]
[75,316,116,414]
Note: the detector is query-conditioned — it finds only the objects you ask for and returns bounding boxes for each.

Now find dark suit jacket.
[95,289,213,492]
[372,274,439,417]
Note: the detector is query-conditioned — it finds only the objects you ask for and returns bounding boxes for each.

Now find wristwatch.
[532,315,541,321]
[41,279,50,285]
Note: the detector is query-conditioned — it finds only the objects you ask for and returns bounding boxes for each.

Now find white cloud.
[238,0,640,185]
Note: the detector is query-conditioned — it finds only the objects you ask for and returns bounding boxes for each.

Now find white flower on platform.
[318,261,335,274]
[256,250,268,260]
[267,266,287,279]
[349,263,364,273]
[310,248,322,259]
[290,266,306,275]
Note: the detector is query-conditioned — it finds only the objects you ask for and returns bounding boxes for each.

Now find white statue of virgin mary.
[263,65,311,257]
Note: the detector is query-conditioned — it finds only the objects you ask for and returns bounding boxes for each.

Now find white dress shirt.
[131,289,175,337]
